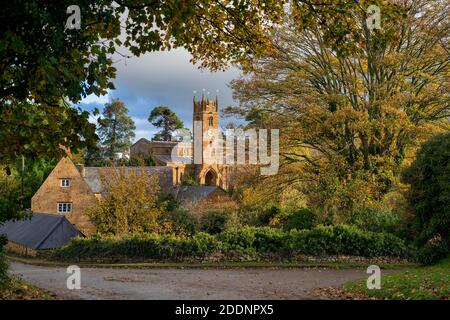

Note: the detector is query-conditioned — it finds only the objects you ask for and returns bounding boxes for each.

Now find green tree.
[227,0,449,216]
[402,132,450,263]
[97,99,136,160]
[0,100,97,163]
[87,167,162,236]
[148,106,184,141]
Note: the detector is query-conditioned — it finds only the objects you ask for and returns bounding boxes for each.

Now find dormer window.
[60,179,71,187]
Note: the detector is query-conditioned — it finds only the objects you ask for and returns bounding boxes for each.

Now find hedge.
[51,225,408,262]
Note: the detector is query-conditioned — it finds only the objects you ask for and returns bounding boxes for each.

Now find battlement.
[193,95,218,113]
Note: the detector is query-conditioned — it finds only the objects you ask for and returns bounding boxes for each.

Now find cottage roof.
[0,213,83,250]
[83,166,173,193]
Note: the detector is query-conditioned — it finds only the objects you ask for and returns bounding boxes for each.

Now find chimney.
[76,164,85,177]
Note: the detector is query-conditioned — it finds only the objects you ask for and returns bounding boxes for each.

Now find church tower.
[193,95,219,165]
[192,95,227,187]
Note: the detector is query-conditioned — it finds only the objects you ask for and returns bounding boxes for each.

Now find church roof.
[0,213,83,250]
[174,185,222,202]
[153,154,193,165]
[83,166,173,193]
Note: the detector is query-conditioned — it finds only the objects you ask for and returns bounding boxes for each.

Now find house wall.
[31,157,97,235]
[5,241,37,257]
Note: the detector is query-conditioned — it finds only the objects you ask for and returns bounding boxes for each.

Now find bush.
[258,206,280,225]
[286,225,407,257]
[402,132,450,264]
[283,208,317,230]
[417,239,450,265]
[349,207,401,234]
[0,235,8,287]
[159,209,198,236]
[53,232,220,261]
[51,225,408,262]
[200,211,229,234]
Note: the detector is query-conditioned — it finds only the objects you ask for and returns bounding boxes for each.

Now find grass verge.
[0,276,54,300]
[7,253,416,270]
[343,257,450,299]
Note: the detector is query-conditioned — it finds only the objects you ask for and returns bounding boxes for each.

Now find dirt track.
[10,261,370,300]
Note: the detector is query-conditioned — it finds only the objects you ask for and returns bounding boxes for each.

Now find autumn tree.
[97,99,136,160]
[87,167,162,236]
[227,0,450,218]
[148,106,184,141]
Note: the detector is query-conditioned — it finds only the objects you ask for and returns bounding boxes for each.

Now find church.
[130,95,231,190]
[22,96,235,239]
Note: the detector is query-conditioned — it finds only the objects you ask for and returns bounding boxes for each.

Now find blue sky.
[77,48,241,142]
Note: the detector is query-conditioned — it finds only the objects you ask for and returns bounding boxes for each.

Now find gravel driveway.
[10,262,370,300]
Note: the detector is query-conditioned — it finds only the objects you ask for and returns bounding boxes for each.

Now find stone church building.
[25,96,235,237]
[130,95,231,189]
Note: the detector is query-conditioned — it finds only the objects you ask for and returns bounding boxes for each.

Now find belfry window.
[208,116,213,126]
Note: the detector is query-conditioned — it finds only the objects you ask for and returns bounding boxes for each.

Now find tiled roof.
[153,154,193,165]
[0,213,83,250]
[174,185,221,202]
[83,166,173,193]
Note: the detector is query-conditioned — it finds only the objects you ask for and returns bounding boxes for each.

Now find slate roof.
[153,154,193,165]
[174,185,221,202]
[83,166,173,193]
[0,213,83,250]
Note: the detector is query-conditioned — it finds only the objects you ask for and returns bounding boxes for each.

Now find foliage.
[200,211,229,234]
[86,167,162,236]
[148,106,184,141]
[52,232,220,261]
[158,192,180,212]
[53,225,408,262]
[0,100,98,163]
[0,276,53,300]
[402,132,450,262]
[97,99,136,160]
[0,158,54,224]
[416,240,450,266]
[283,208,317,231]
[227,0,449,216]
[159,209,198,236]
[348,207,403,235]
[0,168,22,223]
[258,206,280,225]
[0,235,8,287]
[0,0,288,162]
[345,257,450,300]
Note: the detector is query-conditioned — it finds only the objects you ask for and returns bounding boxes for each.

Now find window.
[60,179,71,187]
[208,116,213,126]
[57,202,72,214]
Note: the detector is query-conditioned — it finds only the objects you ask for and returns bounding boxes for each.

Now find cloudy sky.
[78,49,242,142]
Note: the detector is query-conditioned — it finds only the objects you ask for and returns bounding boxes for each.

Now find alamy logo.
[366,5,381,30]
[366,265,381,289]
[66,265,81,290]
[172,122,279,175]
[66,5,81,30]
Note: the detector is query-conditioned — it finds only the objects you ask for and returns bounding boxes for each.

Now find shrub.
[0,235,9,287]
[286,225,407,257]
[283,208,317,230]
[200,211,229,234]
[159,209,198,236]
[417,239,450,265]
[51,225,408,262]
[258,206,280,225]
[216,227,256,251]
[402,132,450,264]
[350,207,400,234]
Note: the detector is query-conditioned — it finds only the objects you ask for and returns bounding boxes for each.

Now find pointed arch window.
[208,116,213,126]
